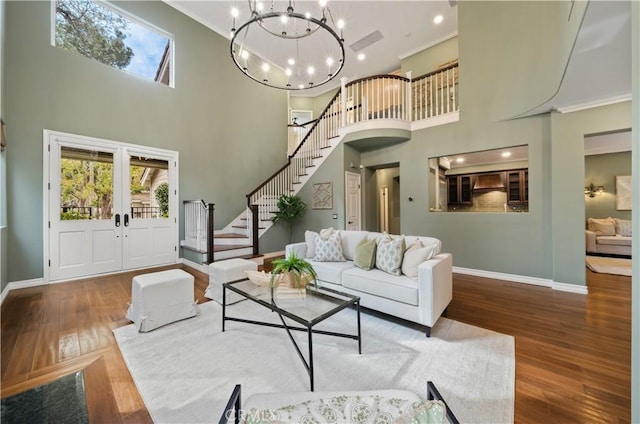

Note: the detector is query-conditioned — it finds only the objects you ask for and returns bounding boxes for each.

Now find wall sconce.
[584,183,605,197]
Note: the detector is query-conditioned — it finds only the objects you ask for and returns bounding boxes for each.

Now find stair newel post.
[207,203,215,264]
[249,203,259,256]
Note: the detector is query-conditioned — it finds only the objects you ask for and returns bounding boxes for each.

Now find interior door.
[122,150,176,269]
[49,140,123,281]
[379,187,389,233]
[345,171,361,230]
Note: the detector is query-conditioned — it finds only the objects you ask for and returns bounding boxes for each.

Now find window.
[428,145,529,213]
[53,0,174,86]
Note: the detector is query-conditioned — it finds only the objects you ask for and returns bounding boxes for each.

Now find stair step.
[232,225,265,230]
[215,233,248,239]
[180,244,207,254]
[213,244,253,253]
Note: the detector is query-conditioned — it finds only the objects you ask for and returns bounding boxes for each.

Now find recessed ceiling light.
[433,15,443,24]
[501,152,511,158]
[357,53,366,61]
[455,158,464,163]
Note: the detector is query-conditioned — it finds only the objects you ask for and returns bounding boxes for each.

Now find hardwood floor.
[1,265,631,423]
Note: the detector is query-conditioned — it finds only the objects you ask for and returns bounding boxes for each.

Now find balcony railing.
[252,63,459,242]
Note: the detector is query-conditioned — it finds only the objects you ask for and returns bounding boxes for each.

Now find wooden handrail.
[412,62,459,83]
[246,89,342,205]
[345,74,409,88]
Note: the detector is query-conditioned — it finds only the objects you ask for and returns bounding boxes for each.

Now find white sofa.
[586,217,632,257]
[286,230,453,337]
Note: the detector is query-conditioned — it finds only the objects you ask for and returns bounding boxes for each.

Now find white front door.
[122,150,176,269]
[47,131,178,281]
[49,141,123,280]
[345,171,361,231]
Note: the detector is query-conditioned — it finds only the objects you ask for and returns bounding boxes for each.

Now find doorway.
[345,171,361,230]
[45,130,178,281]
[363,164,400,233]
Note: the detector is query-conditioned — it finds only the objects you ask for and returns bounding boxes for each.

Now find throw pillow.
[588,217,616,236]
[313,232,345,262]
[376,234,405,276]
[615,218,632,237]
[401,240,438,279]
[354,237,377,270]
[304,230,319,259]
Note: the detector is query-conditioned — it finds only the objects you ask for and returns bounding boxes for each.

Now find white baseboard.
[551,281,589,294]
[180,258,207,274]
[452,266,588,294]
[1,278,47,305]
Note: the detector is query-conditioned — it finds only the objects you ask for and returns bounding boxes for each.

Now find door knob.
[124,214,129,227]
[115,214,121,227]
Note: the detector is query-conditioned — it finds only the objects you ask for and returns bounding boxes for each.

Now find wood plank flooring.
[1,265,631,423]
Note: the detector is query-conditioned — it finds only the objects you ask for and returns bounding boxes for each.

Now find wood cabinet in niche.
[506,170,528,204]
[447,175,473,206]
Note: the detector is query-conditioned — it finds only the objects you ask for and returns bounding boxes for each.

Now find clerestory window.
[53,0,174,87]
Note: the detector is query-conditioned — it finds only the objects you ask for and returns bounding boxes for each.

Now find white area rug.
[114,300,514,424]
[586,255,632,276]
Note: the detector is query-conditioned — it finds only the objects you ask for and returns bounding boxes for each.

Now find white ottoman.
[126,269,199,332]
[206,258,258,304]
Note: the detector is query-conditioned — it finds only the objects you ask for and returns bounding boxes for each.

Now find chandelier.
[230,1,345,90]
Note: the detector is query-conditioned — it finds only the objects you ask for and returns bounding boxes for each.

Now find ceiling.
[445,145,529,169]
[163,0,458,97]
[163,0,632,150]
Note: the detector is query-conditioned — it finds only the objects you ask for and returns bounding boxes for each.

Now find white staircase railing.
[181,200,214,263]
[247,90,343,223]
[220,63,460,256]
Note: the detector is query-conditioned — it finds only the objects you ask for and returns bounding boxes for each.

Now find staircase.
[182,64,460,265]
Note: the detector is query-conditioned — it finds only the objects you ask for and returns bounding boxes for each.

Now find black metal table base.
[222,288,362,391]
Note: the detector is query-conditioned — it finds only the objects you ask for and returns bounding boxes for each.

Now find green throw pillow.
[354,237,377,270]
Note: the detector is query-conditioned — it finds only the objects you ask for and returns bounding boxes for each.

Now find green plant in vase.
[269,252,318,290]
[271,194,307,243]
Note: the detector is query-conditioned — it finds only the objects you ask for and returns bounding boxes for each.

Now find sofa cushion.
[405,236,442,256]
[310,260,355,285]
[340,231,370,260]
[314,232,346,262]
[615,218,632,237]
[354,237,377,270]
[402,240,438,279]
[597,235,632,246]
[588,217,616,236]
[304,230,319,259]
[376,234,405,276]
[342,267,418,306]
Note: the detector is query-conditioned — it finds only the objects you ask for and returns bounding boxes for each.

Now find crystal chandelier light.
[230,0,345,90]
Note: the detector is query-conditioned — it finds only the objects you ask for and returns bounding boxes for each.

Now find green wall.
[4,1,287,282]
[631,3,639,420]
[584,151,632,221]
[401,35,458,77]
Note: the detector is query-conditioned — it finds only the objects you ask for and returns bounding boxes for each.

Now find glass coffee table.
[222,279,362,391]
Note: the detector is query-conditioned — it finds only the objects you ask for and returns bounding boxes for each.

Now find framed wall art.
[312,182,333,209]
[616,175,631,210]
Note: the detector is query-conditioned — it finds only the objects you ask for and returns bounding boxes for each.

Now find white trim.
[399,32,458,61]
[551,281,589,294]
[180,257,207,274]
[554,94,632,114]
[411,111,459,132]
[453,266,552,287]
[1,278,47,304]
[453,266,589,294]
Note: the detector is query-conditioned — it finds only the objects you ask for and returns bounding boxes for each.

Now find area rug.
[586,255,632,276]
[114,300,514,424]
[0,371,88,424]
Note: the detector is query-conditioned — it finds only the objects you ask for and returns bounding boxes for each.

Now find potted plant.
[271,194,307,243]
[269,252,318,289]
